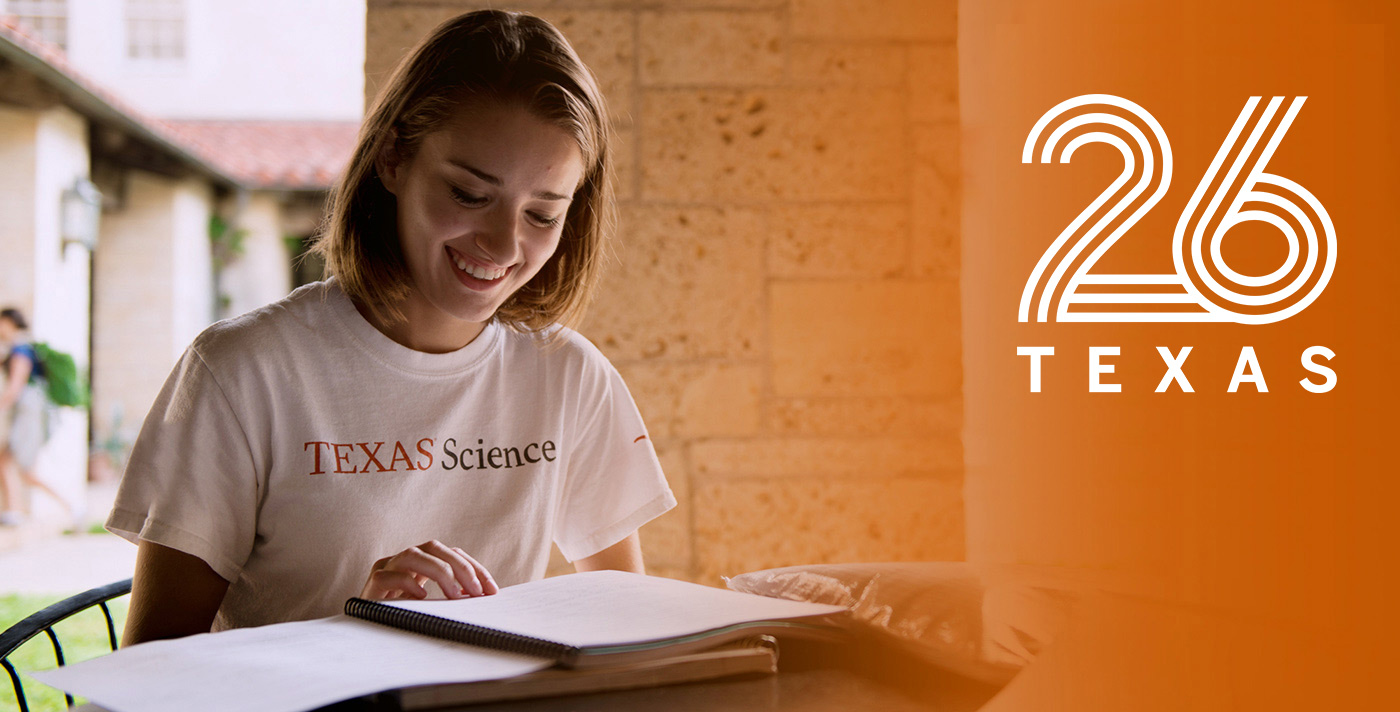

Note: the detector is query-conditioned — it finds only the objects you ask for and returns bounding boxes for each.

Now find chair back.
[0,579,132,712]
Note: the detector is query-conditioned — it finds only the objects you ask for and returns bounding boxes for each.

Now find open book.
[35,571,847,712]
[347,569,847,669]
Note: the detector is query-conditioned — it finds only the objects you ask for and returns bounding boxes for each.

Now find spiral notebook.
[344,570,847,670]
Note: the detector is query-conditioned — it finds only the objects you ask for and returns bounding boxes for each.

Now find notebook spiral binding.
[345,598,582,664]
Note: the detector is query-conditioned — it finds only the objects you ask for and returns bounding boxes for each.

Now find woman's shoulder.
[8,342,36,360]
[188,281,342,369]
[499,323,614,371]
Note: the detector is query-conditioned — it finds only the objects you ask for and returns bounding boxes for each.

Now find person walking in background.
[0,307,72,527]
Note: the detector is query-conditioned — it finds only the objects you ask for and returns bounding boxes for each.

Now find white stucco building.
[0,1,362,543]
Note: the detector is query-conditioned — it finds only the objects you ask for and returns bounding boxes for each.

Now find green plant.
[209,215,248,271]
[283,233,307,257]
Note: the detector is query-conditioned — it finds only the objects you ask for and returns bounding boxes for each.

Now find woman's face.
[378,100,585,328]
[0,318,16,344]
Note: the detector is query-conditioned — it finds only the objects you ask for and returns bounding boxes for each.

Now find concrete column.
[219,191,293,319]
[93,171,215,452]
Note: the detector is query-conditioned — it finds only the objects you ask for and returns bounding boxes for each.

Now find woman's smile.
[446,245,512,290]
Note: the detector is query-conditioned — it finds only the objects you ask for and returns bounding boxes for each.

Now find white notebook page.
[33,616,549,712]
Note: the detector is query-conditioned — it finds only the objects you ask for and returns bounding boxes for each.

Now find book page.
[386,570,846,648]
[33,616,550,712]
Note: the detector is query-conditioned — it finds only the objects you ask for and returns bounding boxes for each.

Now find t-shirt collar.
[322,277,502,377]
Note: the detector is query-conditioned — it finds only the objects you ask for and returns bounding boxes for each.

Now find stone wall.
[366,0,963,583]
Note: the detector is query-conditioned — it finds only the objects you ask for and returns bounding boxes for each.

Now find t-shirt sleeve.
[553,359,676,562]
[106,346,261,583]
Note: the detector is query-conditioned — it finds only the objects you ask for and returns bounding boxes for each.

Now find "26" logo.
[1019,95,1336,324]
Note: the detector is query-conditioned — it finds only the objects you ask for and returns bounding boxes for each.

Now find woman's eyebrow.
[447,159,571,201]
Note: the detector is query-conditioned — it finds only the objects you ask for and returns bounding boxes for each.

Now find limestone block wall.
[367,0,963,583]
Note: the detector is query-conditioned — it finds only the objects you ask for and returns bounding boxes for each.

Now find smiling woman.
[317,11,614,346]
[106,10,673,643]
[370,100,585,351]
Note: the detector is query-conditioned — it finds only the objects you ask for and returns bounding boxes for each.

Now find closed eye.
[450,187,488,207]
[528,212,561,228]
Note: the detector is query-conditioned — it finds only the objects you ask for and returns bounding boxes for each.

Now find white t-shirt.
[107,280,676,631]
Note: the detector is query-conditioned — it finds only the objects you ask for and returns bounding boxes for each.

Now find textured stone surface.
[535,10,636,118]
[364,8,634,122]
[610,121,636,201]
[641,88,905,201]
[582,205,766,361]
[640,10,785,86]
[911,124,960,278]
[767,204,908,279]
[769,397,963,438]
[692,437,962,478]
[693,476,965,580]
[639,440,693,570]
[787,41,906,87]
[372,1,643,7]
[644,0,786,7]
[790,0,958,41]
[618,362,763,438]
[364,6,460,107]
[908,43,959,124]
[770,280,962,398]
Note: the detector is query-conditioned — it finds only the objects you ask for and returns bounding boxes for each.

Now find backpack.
[32,342,89,408]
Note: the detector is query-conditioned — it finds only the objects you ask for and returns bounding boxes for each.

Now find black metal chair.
[0,578,131,712]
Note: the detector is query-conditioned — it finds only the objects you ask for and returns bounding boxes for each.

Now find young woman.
[112,10,675,644]
[0,307,71,526]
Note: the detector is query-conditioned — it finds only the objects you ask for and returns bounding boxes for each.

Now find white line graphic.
[1019,95,1336,324]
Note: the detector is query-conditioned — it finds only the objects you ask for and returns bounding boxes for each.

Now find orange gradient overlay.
[962,0,1399,709]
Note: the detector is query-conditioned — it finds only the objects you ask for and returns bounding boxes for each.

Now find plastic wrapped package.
[726,562,1082,685]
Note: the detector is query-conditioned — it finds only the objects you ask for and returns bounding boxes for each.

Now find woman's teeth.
[453,256,506,281]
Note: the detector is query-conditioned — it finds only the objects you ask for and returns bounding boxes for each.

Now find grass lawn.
[0,593,128,712]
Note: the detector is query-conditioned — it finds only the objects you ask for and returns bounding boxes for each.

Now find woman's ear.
[375,131,404,195]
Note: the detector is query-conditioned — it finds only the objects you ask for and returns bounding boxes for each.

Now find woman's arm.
[123,540,231,646]
[573,531,645,574]
[0,352,30,410]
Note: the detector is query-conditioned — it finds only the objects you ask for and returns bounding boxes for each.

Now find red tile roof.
[167,121,360,191]
[0,15,238,186]
[0,15,359,192]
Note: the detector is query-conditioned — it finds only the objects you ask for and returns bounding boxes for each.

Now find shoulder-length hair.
[314,9,614,333]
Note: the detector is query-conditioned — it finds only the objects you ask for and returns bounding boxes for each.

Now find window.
[6,0,68,50]
[125,0,184,61]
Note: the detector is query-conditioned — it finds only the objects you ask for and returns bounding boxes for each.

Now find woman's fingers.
[363,568,427,600]
[419,540,483,596]
[361,541,499,600]
[371,546,461,599]
[456,548,499,595]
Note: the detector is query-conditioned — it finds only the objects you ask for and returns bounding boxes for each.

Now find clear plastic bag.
[726,562,1081,684]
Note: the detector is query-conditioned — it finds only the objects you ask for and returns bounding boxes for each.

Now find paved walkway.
[0,482,138,595]
[0,532,137,595]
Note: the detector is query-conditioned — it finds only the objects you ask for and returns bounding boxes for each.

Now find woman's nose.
[475,207,522,265]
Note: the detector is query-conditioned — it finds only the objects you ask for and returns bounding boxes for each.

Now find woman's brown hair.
[314,9,614,333]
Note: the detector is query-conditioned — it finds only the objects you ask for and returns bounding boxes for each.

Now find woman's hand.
[360,540,499,600]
